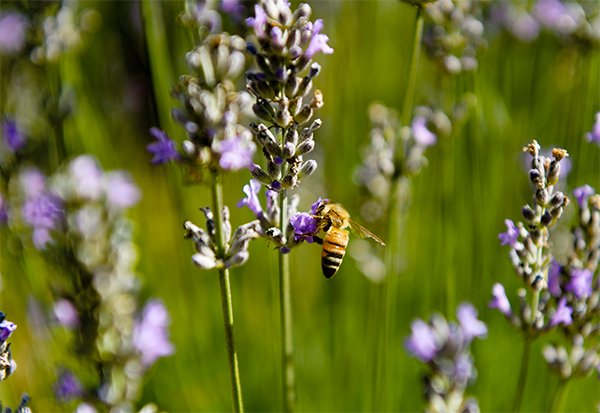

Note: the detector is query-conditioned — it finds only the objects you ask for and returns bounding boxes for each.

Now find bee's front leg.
[312,236,324,245]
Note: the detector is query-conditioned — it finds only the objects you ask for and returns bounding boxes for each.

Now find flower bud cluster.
[245,0,333,192]
[488,0,600,47]
[499,141,569,292]
[540,187,599,380]
[423,0,487,74]
[184,206,261,270]
[354,103,449,222]
[405,304,487,413]
[0,312,17,381]
[4,156,171,410]
[0,394,31,413]
[166,32,256,175]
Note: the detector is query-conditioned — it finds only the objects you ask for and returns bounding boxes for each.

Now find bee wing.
[348,219,386,246]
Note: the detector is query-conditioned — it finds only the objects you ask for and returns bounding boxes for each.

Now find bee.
[312,200,385,278]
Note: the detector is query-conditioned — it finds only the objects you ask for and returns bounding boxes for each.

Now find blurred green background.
[1,0,599,411]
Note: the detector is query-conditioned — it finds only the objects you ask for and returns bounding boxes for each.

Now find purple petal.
[573,185,594,208]
[457,303,487,341]
[498,219,519,246]
[133,299,174,367]
[411,116,437,147]
[147,127,179,165]
[566,268,593,299]
[104,172,141,209]
[550,297,573,327]
[405,319,438,362]
[489,283,511,316]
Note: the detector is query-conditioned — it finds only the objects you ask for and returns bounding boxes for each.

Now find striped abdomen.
[321,228,349,278]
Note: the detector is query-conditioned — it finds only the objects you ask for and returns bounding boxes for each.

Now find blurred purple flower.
[104,172,141,209]
[533,0,581,35]
[411,116,437,147]
[133,299,174,367]
[246,4,268,38]
[573,185,594,208]
[238,179,263,217]
[53,299,79,329]
[221,0,244,18]
[499,219,519,246]
[454,353,474,382]
[405,319,438,362]
[215,135,255,170]
[489,283,511,316]
[70,155,103,201]
[585,113,600,145]
[457,303,487,341]
[566,268,593,299]
[2,118,26,152]
[0,12,28,55]
[304,19,334,59]
[54,370,83,402]
[508,12,540,42]
[548,260,562,297]
[19,168,47,198]
[0,194,8,225]
[290,212,318,243]
[147,127,179,165]
[550,297,573,327]
[0,319,16,342]
[21,193,63,250]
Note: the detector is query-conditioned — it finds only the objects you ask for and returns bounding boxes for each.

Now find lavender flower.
[0,320,16,343]
[585,112,600,144]
[214,133,256,170]
[0,194,8,225]
[549,297,573,327]
[304,19,334,59]
[133,300,175,368]
[147,127,179,164]
[498,219,519,246]
[489,283,511,316]
[548,260,562,297]
[405,305,486,412]
[104,172,141,209]
[289,212,318,243]
[573,184,594,207]
[21,193,64,250]
[405,319,438,362]
[0,312,17,381]
[566,268,593,299]
[411,116,437,147]
[55,370,84,402]
[2,118,26,152]
[69,155,104,201]
[0,12,28,55]
[53,299,79,329]
[237,179,264,218]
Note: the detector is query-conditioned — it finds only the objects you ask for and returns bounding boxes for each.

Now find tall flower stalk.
[242,1,333,410]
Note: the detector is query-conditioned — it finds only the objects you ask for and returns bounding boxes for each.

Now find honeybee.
[312,201,385,278]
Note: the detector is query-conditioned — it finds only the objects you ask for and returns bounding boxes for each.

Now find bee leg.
[312,236,324,245]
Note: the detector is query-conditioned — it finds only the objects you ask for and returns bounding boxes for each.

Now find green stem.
[279,187,296,412]
[513,339,531,412]
[550,379,570,413]
[211,174,244,413]
[401,7,425,126]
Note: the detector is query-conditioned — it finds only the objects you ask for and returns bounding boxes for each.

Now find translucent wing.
[348,219,386,246]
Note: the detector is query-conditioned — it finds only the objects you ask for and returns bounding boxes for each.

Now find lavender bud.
[226,250,250,268]
[535,188,549,206]
[283,142,295,158]
[550,192,565,207]
[253,99,276,123]
[293,3,312,20]
[295,139,315,156]
[276,107,293,128]
[294,105,313,124]
[251,164,272,185]
[182,140,197,156]
[309,62,321,78]
[540,211,552,227]
[285,128,299,147]
[255,80,277,100]
[285,76,299,97]
[296,76,312,97]
[298,160,317,178]
[282,174,297,189]
[529,169,544,188]
[286,29,301,50]
[288,97,302,116]
[310,90,323,109]
[547,160,560,186]
[257,127,282,157]
[192,248,218,269]
[550,206,563,220]
[522,205,535,222]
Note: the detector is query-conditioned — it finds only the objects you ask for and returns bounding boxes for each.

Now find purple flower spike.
[405,319,438,362]
[19,168,47,198]
[566,268,593,299]
[290,212,318,243]
[411,116,437,147]
[215,135,255,170]
[457,303,488,341]
[147,127,179,165]
[498,219,519,246]
[246,4,268,38]
[489,283,511,316]
[585,113,600,145]
[0,319,17,342]
[2,118,26,152]
[133,299,174,367]
[238,179,263,217]
[573,185,594,208]
[304,19,334,59]
[0,194,8,225]
[21,194,63,250]
[104,172,141,209]
[550,297,573,327]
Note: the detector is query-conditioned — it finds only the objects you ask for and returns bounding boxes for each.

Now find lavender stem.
[211,174,244,413]
[401,7,424,127]
[550,379,570,413]
[513,339,531,412]
[278,165,296,412]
